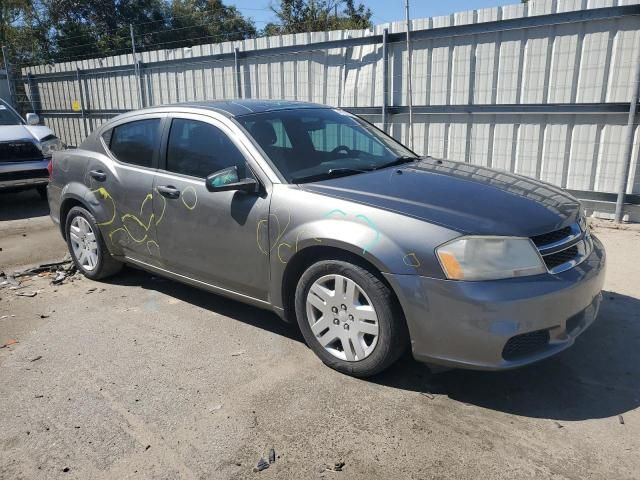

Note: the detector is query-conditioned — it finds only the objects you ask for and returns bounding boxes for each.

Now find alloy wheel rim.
[306,274,379,362]
[69,216,99,272]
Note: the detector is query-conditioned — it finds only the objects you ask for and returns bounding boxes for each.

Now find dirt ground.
[1,190,640,480]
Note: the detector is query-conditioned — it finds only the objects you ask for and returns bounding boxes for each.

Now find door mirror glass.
[205,166,259,193]
[26,113,40,125]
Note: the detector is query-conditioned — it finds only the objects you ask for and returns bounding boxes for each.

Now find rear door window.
[165,119,247,178]
[107,119,161,168]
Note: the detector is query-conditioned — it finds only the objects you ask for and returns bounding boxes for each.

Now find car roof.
[131,100,331,118]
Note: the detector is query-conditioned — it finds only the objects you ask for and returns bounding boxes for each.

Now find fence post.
[76,68,89,139]
[405,0,414,150]
[234,47,242,99]
[1,46,15,107]
[130,24,144,108]
[382,28,389,133]
[26,73,37,113]
[614,46,640,223]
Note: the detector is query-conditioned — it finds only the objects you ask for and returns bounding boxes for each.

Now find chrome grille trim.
[532,222,592,274]
[535,223,582,255]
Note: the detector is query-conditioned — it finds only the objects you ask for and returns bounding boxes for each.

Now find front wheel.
[65,206,122,280]
[294,260,408,377]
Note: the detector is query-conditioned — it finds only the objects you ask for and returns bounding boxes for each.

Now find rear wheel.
[65,206,122,280]
[294,260,407,377]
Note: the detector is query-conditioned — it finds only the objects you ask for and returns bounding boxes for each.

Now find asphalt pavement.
[1,189,639,479]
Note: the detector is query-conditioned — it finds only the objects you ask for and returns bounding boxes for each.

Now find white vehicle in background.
[0,99,65,199]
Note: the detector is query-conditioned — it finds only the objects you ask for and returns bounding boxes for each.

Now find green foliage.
[2,0,257,67]
[264,0,372,35]
[2,0,373,68]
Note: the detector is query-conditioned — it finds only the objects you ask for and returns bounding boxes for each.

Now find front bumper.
[385,235,606,370]
[0,160,49,189]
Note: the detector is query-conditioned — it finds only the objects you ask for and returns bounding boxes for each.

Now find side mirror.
[26,113,40,125]
[205,166,259,193]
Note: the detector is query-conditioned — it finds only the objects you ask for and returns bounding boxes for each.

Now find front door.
[152,114,270,301]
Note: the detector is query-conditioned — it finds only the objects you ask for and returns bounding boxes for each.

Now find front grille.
[531,226,572,248]
[502,329,550,360]
[542,245,579,270]
[530,222,587,273]
[0,140,43,163]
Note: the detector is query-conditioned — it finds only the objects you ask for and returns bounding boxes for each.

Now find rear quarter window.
[104,119,161,168]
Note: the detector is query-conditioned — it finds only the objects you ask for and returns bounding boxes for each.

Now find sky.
[230,0,517,27]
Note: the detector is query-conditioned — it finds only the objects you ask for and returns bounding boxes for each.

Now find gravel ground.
[1,190,640,479]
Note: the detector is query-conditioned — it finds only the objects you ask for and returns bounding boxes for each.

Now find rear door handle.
[89,169,106,182]
[157,185,180,199]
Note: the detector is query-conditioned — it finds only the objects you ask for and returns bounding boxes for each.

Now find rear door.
[89,114,165,263]
[152,113,271,300]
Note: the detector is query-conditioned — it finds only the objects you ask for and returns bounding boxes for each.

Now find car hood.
[0,124,55,143]
[300,157,582,237]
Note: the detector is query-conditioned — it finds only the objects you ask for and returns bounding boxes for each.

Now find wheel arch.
[59,195,88,240]
[280,245,405,325]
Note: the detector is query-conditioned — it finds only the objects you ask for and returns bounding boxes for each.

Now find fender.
[263,200,459,311]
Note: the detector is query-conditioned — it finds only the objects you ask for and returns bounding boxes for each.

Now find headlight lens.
[436,236,547,281]
[39,137,64,157]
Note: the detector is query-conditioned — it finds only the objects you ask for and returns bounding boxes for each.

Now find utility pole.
[405,0,414,150]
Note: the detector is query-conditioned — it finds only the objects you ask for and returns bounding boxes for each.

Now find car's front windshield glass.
[0,104,24,126]
[237,108,417,183]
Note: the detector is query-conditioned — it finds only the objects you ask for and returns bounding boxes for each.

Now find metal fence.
[8,0,640,218]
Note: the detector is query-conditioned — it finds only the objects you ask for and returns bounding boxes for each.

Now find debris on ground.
[268,448,276,464]
[0,273,20,288]
[1,339,18,349]
[253,457,269,472]
[16,291,37,297]
[51,271,67,285]
[420,392,435,399]
[326,461,345,472]
[554,421,564,429]
[619,415,625,425]
[6,256,79,287]
[30,356,43,362]
[231,351,245,357]
[86,288,97,294]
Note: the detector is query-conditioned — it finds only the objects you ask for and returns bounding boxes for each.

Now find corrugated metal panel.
[19,0,640,198]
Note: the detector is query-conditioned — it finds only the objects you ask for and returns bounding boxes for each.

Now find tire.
[294,260,408,377]
[36,185,48,200]
[65,206,122,280]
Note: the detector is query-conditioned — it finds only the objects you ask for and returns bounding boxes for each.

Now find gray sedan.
[47,100,605,377]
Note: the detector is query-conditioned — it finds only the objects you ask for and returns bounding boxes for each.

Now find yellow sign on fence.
[71,100,81,112]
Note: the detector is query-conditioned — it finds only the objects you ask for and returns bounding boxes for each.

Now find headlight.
[39,137,64,157]
[436,236,547,281]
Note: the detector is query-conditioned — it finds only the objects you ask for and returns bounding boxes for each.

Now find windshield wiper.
[375,155,419,170]
[291,167,373,184]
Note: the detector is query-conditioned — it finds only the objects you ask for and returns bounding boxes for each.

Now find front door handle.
[89,169,106,182]
[157,185,181,199]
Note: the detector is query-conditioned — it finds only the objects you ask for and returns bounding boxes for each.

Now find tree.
[34,0,256,63]
[0,0,51,66]
[152,0,256,50]
[264,0,372,35]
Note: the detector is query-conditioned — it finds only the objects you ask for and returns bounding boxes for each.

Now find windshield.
[236,108,416,183]
[0,103,24,126]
